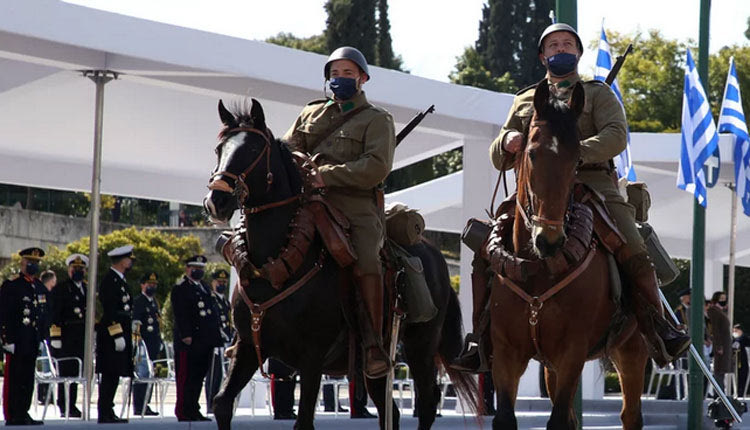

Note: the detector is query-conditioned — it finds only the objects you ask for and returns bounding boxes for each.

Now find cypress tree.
[324,0,377,63]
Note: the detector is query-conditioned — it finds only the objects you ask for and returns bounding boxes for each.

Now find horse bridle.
[517,119,568,233]
[208,126,281,207]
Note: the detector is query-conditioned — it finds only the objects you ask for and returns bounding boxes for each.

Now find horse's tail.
[437,287,480,418]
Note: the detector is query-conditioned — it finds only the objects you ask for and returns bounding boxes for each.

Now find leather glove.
[114,336,126,352]
[51,340,62,349]
[2,344,15,354]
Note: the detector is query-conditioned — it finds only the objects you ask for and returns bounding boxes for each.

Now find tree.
[265,32,327,55]
[374,0,404,70]
[708,45,750,121]
[324,0,378,63]
[475,0,552,90]
[746,17,750,41]
[449,46,517,92]
[605,30,687,132]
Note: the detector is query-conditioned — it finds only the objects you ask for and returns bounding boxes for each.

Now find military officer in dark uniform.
[205,269,233,414]
[132,272,162,416]
[49,253,89,418]
[674,288,691,328]
[0,247,45,425]
[171,255,222,422]
[269,358,297,420]
[96,245,136,424]
[34,268,54,406]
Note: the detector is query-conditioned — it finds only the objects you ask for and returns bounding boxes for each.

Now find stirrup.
[450,334,488,373]
[364,347,391,379]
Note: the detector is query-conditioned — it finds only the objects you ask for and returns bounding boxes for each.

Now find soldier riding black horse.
[203,98,476,430]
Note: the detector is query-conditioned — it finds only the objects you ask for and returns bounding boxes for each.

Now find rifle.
[605,43,633,85]
[395,104,435,146]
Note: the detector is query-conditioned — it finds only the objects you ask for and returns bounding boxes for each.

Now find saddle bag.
[385,203,425,247]
[627,182,651,222]
[637,222,679,286]
[461,218,492,254]
[307,196,358,268]
[389,241,437,324]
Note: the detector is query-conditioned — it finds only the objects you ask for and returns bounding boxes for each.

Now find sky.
[64,0,750,83]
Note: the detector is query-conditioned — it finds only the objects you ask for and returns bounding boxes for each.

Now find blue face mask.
[215,283,227,294]
[145,286,157,296]
[329,77,359,100]
[545,53,578,77]
[26,262,39,276]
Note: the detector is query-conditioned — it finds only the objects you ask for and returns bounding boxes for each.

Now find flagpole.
[687,1,711,428]
[727,182,738,330]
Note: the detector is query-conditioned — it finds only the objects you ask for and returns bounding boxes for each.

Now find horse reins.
[236,251,326,378]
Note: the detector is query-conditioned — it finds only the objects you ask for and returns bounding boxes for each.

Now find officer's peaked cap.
[213,269,229,280]
[538,23,584,54]
[324,46,370,80]
[186,255,207,267]
[141,272,159,284]
[65,253,89,267]
[19,247,45,260]
[677,288,691,297]
[107,244,135,260]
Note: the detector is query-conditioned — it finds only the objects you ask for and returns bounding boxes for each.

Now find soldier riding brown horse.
[484,81,651,429]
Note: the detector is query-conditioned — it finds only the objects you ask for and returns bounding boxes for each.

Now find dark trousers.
[175,345,212,419]
[479,371,496,414]
[3,352,37,423]
[56,352,82,412]
[271,376,295,416]
[347,372,370,416]
[97,372,121,417]
[132,383,152,414]
[204,349,223,413]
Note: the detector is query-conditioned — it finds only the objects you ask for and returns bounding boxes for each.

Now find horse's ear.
[533,79,550,116]
[250,98,266,129]
[218,100,236,127]
[569,82,585,118]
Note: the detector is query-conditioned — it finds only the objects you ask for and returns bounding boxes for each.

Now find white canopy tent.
[2,0,749,408]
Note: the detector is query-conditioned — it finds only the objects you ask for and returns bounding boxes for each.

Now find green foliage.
[266,32,327,55]
[374,0,404,70]
[325,0,378,62]
[449,46,517,92]
[450,274,460,294]
[474,0,551,89]
[708,46,750,121]
[602,30,687,132]
[746,17,750,40]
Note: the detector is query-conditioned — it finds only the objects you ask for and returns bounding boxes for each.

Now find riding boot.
[357,273,391,379]
[450,255,491,373]
[624,252,691,367]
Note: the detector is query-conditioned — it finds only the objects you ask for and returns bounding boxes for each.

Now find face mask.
[145,286,157,296]
[545,53,578,77]
[216,283,227,294]
[72,269,85,282]
[124,260,133,274]
[329,77,359,100]
[191,269,205,281]
[719,300,728,307]
[26,262,39,276]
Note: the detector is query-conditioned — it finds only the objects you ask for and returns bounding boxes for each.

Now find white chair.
[646,358,689,399]
[34,340,86,421]
[248,361,273,417]
[319,375,349,416]
[437,371,454,415]
[121,339,174,419]
[393,362,413,409]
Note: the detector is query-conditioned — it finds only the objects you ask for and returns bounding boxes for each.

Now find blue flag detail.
[718,57,750,216]
[595,25,636,181]
[677,50,720,207]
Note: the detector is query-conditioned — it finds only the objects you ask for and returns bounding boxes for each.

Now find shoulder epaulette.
[306,98,328,106]
[584,79,608,87]
[515,83,538,96]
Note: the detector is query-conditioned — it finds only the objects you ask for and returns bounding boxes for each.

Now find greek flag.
[718,57,750,216]
[677,49,720,207]
[595,25,636,181]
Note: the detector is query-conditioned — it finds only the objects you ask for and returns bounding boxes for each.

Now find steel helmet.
[538,23,584,54]
[324,46,370,80]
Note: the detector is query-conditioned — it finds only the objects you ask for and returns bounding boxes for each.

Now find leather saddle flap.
[307,196,357,267]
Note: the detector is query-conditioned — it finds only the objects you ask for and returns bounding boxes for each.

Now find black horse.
[203,98,476,430]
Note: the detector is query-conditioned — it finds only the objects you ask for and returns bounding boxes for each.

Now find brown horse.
[488,80,649,430]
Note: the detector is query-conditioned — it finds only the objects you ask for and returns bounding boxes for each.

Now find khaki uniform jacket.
[489,75,646,256]
[283,91,396,274]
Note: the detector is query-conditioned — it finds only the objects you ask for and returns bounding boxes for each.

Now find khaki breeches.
[325,192,385,275]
